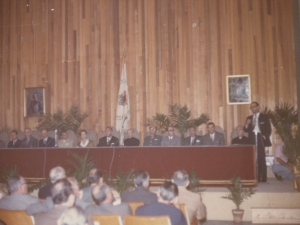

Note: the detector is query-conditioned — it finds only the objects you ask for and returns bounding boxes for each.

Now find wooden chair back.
[178,203,190,225]
[92,214,122,225]
[0,209,34,225]
[128,202,144,215]
[124,215,171,225]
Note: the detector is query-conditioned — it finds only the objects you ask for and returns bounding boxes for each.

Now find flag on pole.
[116,63,130,145]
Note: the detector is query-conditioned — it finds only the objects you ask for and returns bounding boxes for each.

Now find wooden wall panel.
[0,0,297,144]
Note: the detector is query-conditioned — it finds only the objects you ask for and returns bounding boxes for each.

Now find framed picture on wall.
[226,75,251,105]
[24,87,46,117]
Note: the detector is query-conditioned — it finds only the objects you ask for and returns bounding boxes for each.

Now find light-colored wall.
[0,0,297,142]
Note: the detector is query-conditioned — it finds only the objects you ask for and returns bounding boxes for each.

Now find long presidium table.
[0,145,257,187]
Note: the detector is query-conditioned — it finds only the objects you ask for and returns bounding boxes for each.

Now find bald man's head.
[92,184,113,205]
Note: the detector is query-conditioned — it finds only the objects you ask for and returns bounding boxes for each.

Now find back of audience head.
[50,166,66,183]
[172,170,189,187]
[67,177,80,198]
[87,168,103,186]
[58,206,88,225]
[92,184,112,205]
[158,181,178,204]
[51,178,75,206]
[7,174,27,195]
[134,170,150,188]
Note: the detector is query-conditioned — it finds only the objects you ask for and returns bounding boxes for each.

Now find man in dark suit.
[244,101,271,182]
[39,128,55,147]
[7,130,22,148]
[124,129,140,146]
[184,126,203,146]
[97,127,119,147]
[121,170,157,204]
[231,126,250,145]
[85,184,132,223]
[21,127,38,148]
[202,122,225,146]
[143,125,162,146]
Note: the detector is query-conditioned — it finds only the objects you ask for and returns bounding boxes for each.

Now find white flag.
[116,63,130,145]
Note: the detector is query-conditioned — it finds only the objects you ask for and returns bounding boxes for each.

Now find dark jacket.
[124,137,140,146]
[121,186,157,204]
[7,139,22,148]
[97,136,119,147]
[184,135,203,146]
[39,137,55,147]
[231,136,250,145]
[21,136,38,148]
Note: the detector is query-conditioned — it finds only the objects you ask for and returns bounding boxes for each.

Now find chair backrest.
[0,209,34,225]
[92,214,122,225]
[87,130,98,146]
[48,130,55,139]
[124,215,171,225]
[215,126,226,144]
[17,130,25,140]
[178,203,190,225]
[67,130,77,147]
[0,132,9,148]
[31,130,40,140]
[128,202,144,215]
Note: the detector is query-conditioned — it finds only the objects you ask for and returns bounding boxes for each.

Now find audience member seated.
[85,184,132,223]
[272,142,294,180]
[124,129,140,146]
[202,122,225,146]
[38,166,66,199]
[121,170,157,204]
[82,169,103,203]
[0,140,5,148]
[58,206,88,225]
[35,178,76,225]
[97,127,119,147]
[78,130,94,147]
[7,130,21,148]
[143,125,162,146]
[39,128,55,147]
[231,126,250,145]
[136,181,187,225]
[0,174,38,210]
[161,126,181,146]
[172,170,206,224]
[184,126,203,146]
[58,130,74,148]
[21,127,38,148]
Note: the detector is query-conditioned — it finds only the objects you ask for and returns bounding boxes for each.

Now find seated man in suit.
[143,125,162,146]
[231,126,250,145]
[81,168,104,203]
[121,170,157,204]
[0,140,5,148]
[39,128,55,147]
[97,127,119,147]
[7,130,21,148]
[58,206,88,225]
[172,170,206,224]
[21,127,38,148]
[85,184,132,223]
[136,181,187,225]
[35,179,76,225]
[0,174,39,210]
[161,126,181,146]
[58,131,74,148]
[202,122,225,146]
[38,166,66,199]
[124,129,140,146]
[184,126,203,146]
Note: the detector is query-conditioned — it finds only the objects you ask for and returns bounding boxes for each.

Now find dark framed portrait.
[24,87,46,117]
[226,75,251,105]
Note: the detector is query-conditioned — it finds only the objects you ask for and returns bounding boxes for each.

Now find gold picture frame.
[226,75,251,105]
[24,87,46,117]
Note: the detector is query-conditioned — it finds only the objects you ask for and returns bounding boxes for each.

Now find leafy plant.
[0,166,19,195]
[188,170,204,193]
[222,177,256,210]
[36,106,88,133]
[147,113,171,135]
[283,129,300,171]
[67,151,95,189]
[105,169,135,194]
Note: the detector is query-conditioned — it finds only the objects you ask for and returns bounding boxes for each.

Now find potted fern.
[222,177,256,223]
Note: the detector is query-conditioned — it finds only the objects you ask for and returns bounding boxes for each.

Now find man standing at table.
[244,101,271,182]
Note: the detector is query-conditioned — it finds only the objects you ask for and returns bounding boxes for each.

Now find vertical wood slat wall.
[0,0,297,143]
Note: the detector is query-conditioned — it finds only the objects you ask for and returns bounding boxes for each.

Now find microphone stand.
[254,130,258,181]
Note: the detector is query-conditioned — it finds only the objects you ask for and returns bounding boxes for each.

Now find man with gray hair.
[21,127,38,148]
[231,126,250,145]
[58,206,88,225]
[81,168,103,203]
[124,129,140,146]
[0,174,39,210]
[38,166,66,199]
[136,181,187,225]
[121,170,157,204]
[173,170,206,224]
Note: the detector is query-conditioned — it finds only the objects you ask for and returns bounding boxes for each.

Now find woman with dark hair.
[77,130,94,147]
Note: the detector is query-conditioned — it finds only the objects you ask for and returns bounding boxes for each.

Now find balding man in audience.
[124,129,140,146]
[161,126,181,146]
[7,130,21,148]
[81,169,103,203]
[143,125,162,146]
[202,122,225,146]
[39,128,55,147]
[58,131,74,148]
[0,174,39,210]
[21,127,38,148]
[38,166,66,199]
[85,184,132,223]
[97,127,119,147]
[58,206,88,225]
[231,126,250,145]
[173,170,206,224]
[35,178,76,225]
[121,170,157,204]
[136,181,187,225]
